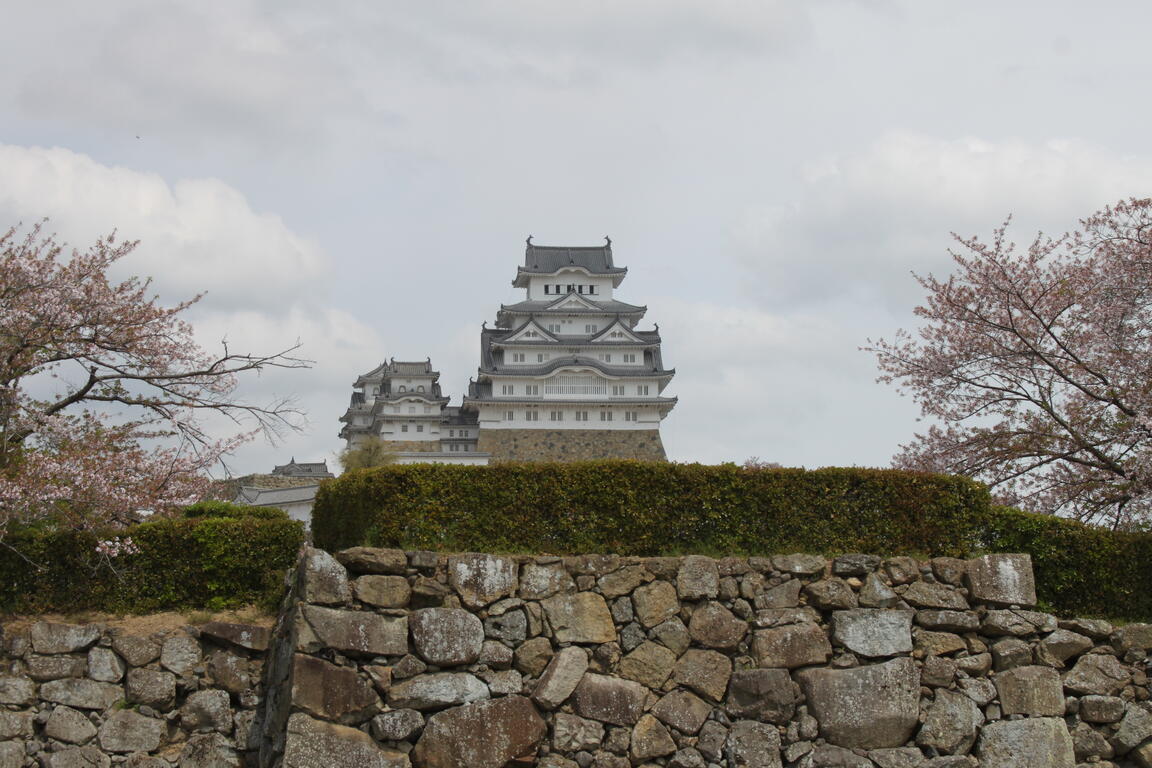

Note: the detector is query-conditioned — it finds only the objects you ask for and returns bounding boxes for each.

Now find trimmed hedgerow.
[981,506,1152,621]
[311,461,992,558]
[0,508,304,614]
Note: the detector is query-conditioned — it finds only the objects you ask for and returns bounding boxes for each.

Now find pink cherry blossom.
[0,222,309,532]
[867,198,1152,529]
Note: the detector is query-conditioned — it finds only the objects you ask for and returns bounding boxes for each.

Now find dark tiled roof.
[520,240,626,276]
[499,299,646,316]
[271,460,333,478]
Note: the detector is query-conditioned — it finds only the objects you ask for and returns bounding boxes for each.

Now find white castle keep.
[340,238,676,463]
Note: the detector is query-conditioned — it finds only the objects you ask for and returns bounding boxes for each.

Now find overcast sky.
[3,1,1150,475]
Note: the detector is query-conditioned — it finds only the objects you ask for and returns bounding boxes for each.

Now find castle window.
[401,425,409,433]
[548,324,561,333]
[513,353,525,363]
[537,353,546,362]
[566,284,575,293]
[578,285,585,294]
[502,384,514,395]
[623,353,636,363]
[611,385,624,396]
[575,411,589,421]
[525,410,539,421]
[398,385,406,392]
[505,411,514,421]
[589,285,597,294]
[417,385,425,392]
[600,410,613,422]
[416,425,424,432]
[637,385,650,396]
[525,384,540,396]
[544,285,552,294]
[626,411,639,421]
[585,324,597,333]
[550,411,562,421]
[449,429,455,437]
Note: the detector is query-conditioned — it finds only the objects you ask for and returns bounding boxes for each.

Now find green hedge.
[0,508,304,614]
[312,462,992,558]
[982,506,1152,620]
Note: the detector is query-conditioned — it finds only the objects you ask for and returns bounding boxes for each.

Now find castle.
[339,238,676,463]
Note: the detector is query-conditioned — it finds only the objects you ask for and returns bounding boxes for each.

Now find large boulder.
[410,608,484,666]
[447,553,518,608]
[631,714,677,762]
[671,648,732,702]
[160,634,203,676]
[677,555,720,600]
[725,720,783,768]
[687,602,747,649]
[572,673,648,726]
[1063,654,1130,695]
[541,592,616,644]
[98,710,164,753]
[650,690,712,734]
[31,622,101,654]
[284,712,410,768]
[292,654,380,723]
[632,581,680,627]
[965,553,1036,607]
[413,696,546,768]
[301,548,352,604]
[752,622,832,669]
[533,646,589,709]
[518,562,576,600]
[916,688,983,754]
[830,609,913,658]
[994,665,1064,716]
[388,672,490,711]
[725,668,797,724]
[797,657,920,749]
[976,717,1074,768]
[180,689,233,734]
[336,547,408,574]
[300,605,408,656]
[354,575,412,608]
[40,679,123,710]
[619,641,678,689]
[44,705,98,745]
[126,668,176,709]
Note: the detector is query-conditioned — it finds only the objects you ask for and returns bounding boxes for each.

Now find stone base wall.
[0,619,272,766]
[477,428,667,462]
[5,549,1152,767]
[379,441,441,454]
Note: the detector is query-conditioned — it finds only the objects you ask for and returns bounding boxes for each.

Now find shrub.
[182,500,289,520]
[981,506,1152,620]
[311,461,992,558]
[0,511,304,614]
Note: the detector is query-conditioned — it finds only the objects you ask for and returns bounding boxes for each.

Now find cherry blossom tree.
[0,222,309,532]
[867,198,1152,529]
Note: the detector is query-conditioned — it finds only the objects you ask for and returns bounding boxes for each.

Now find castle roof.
[513,238,628,287]
[271,459,333,478]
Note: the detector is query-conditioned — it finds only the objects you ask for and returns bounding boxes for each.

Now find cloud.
[0,144,325,312]
[738,134,1152,312]
[0,142,381,474]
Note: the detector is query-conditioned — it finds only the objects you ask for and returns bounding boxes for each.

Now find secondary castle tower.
[465,237,676,461]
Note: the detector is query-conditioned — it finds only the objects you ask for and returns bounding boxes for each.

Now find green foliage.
[981,505,1152,620]
[0,511,304,614]
[312,461,992,558]
[339,436,398,472]
[181,500,289,520]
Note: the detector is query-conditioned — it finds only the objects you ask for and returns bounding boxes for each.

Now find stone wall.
[4,549,1152,767]
[0,619,272,766]
[477,429,667,462]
